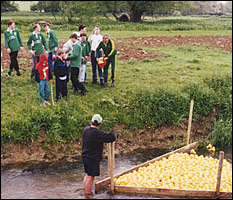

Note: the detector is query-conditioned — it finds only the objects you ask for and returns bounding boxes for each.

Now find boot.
[104,78,108,87]
[111,80,115,88]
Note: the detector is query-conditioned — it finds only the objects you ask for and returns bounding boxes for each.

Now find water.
[1,146,232,199]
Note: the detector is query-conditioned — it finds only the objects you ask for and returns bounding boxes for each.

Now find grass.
[1,14,232,147]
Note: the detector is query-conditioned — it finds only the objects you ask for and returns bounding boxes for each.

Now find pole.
[108,142,115,195]
[186,100,194,145]
[50,81,54,105]
[216,151,224,197]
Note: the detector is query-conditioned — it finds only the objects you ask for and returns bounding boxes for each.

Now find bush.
[132,89,189,129]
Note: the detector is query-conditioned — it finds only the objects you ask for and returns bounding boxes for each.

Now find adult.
[43,23,59,72]
[88,26,104,86]
[27,23,48,79]
[63,34,75,83]
[4,21,23,76]
[82,114,116,198]
[96,34,117,88]
[66,33,87,96]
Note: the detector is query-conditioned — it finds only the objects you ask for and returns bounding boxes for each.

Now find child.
[35,54,52,106]
[54,49,69,101]
[79,33,89,84]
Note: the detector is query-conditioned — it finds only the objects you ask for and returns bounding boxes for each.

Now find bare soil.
[1,35,231,170]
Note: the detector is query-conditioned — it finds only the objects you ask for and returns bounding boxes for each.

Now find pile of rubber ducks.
[114,152,232,192]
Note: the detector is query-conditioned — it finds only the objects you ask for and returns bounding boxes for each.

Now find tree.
[1,1,18,12]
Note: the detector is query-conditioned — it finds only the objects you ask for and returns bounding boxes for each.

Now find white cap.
[91,114,103,123]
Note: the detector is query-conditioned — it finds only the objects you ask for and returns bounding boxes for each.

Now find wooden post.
[216,151,224,197]
[50,81,54,106]
[186,100,194,145]
[108,142,115,194]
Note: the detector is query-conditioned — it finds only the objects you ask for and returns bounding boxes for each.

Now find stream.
[1,146,232,199]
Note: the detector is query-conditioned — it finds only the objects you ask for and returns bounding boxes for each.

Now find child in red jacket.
[35,54,53,106]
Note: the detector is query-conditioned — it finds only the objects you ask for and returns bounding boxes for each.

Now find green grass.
[1,14,232,146]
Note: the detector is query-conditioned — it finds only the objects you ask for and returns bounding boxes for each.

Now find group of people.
[4,21,118,199]
[4,21,118,105]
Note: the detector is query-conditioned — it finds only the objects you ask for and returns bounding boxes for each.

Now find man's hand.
[7,49,11,54]
[50,79,53,83]
[20,47,23,51]
[54,47,58,52]
[30,50,35,56]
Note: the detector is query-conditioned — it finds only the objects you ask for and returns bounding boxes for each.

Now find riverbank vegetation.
[1,14,232,152]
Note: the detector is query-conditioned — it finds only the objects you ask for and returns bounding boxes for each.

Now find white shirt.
[90,34,102,51]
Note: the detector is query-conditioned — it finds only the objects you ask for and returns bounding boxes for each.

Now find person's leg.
[91,51,97,84]
[83,174,95,194]
[7,52,14,76]
[103,60,110,86]
[10,51,20,75]
[97,51,104,85]
[44,80,51,102]
[38,80,45,103]
[71,67,80,92]
[110,55,117,88]
[84,60,87,82]
[55,76,60,101]
[79,64,85,83]
[31,56,39,79]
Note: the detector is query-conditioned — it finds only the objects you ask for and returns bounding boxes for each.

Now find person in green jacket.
[66,33,87,96]
[96,34,117,88]
[4,21,23,76]
[43,23,59,72]
[27,24,48,79]
[79,33,89,84]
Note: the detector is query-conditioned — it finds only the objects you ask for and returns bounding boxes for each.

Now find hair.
[43,23,49,28]
[57,49,65,56]
[33,24,39,30]
[91,120,101,127]
[95,25,100,29]
[70,33,78,39]
[103,33,110,38]
[8,21,15,27]
[79,24,86,31]
[80,33,87,37]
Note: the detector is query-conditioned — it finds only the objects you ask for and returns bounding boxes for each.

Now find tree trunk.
[130,10,143,22]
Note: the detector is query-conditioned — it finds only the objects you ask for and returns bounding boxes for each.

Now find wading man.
[82,114,116,199]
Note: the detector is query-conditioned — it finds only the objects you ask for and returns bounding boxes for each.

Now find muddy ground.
[1,35,232,170]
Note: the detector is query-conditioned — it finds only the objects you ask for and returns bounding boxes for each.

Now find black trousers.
[55,76,68,101]
[9,51,19,71]
[71,67,85,92]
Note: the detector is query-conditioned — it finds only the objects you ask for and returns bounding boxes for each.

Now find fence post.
[216,151,224,197]
[186,100,194,145]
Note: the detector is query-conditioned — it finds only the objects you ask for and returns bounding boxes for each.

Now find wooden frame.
[95,142,232,198]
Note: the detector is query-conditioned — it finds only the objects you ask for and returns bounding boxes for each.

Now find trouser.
[71,67,85,92]
[79,63,86,82]
[9,51,19,72]
[55,76,68,101]
[91,51,103,83]
[31,56,40,78]
[103,54,117,81]
[48,51,57,72]
[38,80,50,103]
[84,60,87,81]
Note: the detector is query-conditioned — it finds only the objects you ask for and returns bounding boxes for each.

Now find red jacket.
[35,54,52,82]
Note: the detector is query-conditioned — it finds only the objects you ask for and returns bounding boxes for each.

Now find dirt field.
[1,36,232,72]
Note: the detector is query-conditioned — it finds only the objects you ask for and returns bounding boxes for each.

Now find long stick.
[108,142,115,195]
[50,81,54,105]
[216,151,224,197]
[186,100,194,145]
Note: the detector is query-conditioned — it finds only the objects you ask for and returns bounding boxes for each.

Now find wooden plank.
[186,100,194,145]
[114,185,232,199]
[95,142,198,193]
[216,151,224,196]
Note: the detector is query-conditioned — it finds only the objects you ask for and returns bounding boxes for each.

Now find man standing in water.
[82,114,116,199]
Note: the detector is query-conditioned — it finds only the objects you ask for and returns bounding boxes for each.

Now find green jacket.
[81,40,89,64]
[95,39,117,58]
[27,32,48,57]
[4,28,23,52]
[47,30,59,53]
[67,42,82,68]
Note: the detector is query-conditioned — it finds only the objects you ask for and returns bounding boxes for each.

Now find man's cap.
[91,114,103,123]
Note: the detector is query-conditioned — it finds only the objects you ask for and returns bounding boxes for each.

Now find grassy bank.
[1,14,232,148]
